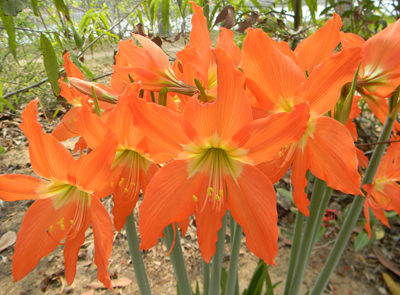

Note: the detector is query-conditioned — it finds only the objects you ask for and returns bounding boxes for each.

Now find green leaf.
[176,0,182,10]
[0,6,17,62]
[78,9,95,33]
[337,63,361,124]
[161,0,170,34]
[195,281,200,295]
[31,0,38,16]
[81,65,95,79]
[221,266,228,295]
[354,229,369,251]
[0,83,15,111]
[94,28,119,40]
[0,0,28,16]
[247,260,267,295]
[305,0,317,22]
[99,11,110,30]
[72,26,83,51]
[52,0,69,18]
[52,105,62,118]
[40,33,61,96]
[276,188,294,204]
[249,0,263,11]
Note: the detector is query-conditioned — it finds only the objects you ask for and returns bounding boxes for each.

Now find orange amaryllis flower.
[242,28,363,214]
[75,84,159,231]
[113,36,196,95]
[129,48,310,263]
[0,99,118,289]
[340,19,400,128]
[362,138,400,238]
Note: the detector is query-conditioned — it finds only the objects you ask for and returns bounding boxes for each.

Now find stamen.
[130,182,136,186]
[70,220,75,226]
[277,151,282,158]
[49,225,54,232]
[215,194,220,201]
[45,230,67,245]
[60,224,65,231]
[192,195,198,202]
[124,188,129,193]
[219,189,223,197]
[119,178,125,187]
[111,182,114,188]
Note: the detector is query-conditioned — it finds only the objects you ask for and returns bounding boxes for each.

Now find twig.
[90,72,113,81]
[355,139,400,147]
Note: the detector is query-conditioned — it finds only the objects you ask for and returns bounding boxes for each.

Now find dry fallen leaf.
[85,278,132,289]
[382,272,400,295]
[80,290,95,295]
[0,231,17,252]
[373,248,400,277]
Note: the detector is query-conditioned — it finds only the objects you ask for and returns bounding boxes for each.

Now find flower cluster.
[1,1,399,289]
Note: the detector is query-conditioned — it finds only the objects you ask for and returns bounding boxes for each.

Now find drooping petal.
[90,195,114,290]
[139,160,203,250]
[307,117,362,196]
[216,28,242,67]
[0,174,49,201]
[295,46,363,117]
[183,47,252,141]
[232,102,310,165]
[356,147,369,169]
[294,13,342,74]
[63,52,85,80]
[20,99,75,182]
[242,28,306,112]
[12,198,74,282]
[52,107,80,141]
[129,96,197,160]
[291,145,311,215]
[67,133,118,193]
[226,164,278,265]
[63,210,91,285]
[256,148,294,184]
[75,98,111,149]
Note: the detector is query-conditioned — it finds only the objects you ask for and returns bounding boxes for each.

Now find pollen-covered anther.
[207,187,214,197]
[219,189,223,197]
[130,182,136,186]
[110,182,114,188]
[70,220,75,226]
[215,194,221,201]
[119,178,125,187]
[49,225,54,232]
[193,195,198,202]
[277,151,282,158]
[57,218,65,231]
[124,188,129,193]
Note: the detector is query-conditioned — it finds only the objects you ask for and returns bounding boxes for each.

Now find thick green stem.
[288,178,327,295]
[225,221,242,295]
[230,217,240,294]
[125,212,152,295]
[163,224,192,295]
[310,116,395,295]
[283,210,304,295]
[202,260,210,295]
[308,187,333,259]
[209,212,228,294]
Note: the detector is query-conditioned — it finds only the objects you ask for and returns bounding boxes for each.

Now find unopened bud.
[68,77,117,103]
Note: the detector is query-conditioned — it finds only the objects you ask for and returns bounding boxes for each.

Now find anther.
[70,220,75,226]
[49,225,54,232]
[119,178,125,187]
[277,151,282,158]
[110,182,114,188]
[219,189,223,197]
[215,195,220,201]
[131,182,136,186]
[124,188,129,193]
[192,195,198,202]
[60,224,65,231]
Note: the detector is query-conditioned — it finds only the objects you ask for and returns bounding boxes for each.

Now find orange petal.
[63,52,84,80]
[295,46,363,117]
[291,146,311,215]
[176,46,209,87]
[272,39,296,61]
[67,133,118,193]
[345,118,358,141]
[307,117,362,196]
[256,149,294,184]
[189,2,213,67]
[74,136,88,154]
[139,160,203,250]
[52,107,80,141]
[232,102,310,165]
[216,28,242,67]
[294,13,342,74]
[20,99,75,182]
[90,195,114,290]
[0,174,48,201]
[63,209,91,285]
[384,183,400,215]
[339,32,365,48]
[59,78,82,107]
[12,198,73,282]
[75,98,111,149]
[129,96,197,160]
[178,218,190,237]
[356,147,369,169]
[227,164,278,265]
[183,47,252,141]
[242,28,305,112]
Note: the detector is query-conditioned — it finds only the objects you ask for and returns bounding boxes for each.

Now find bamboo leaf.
[31,0,38,16]
[99,11,110,30]
[305,0,317,22]
[40,33,61,96]
[161,0,170,34]
[0,0,28,16]
[249,0,263,11]
[0,84,15,111]
[52,0,69,19]
[72,26,83,51]
[0,6,17,62]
